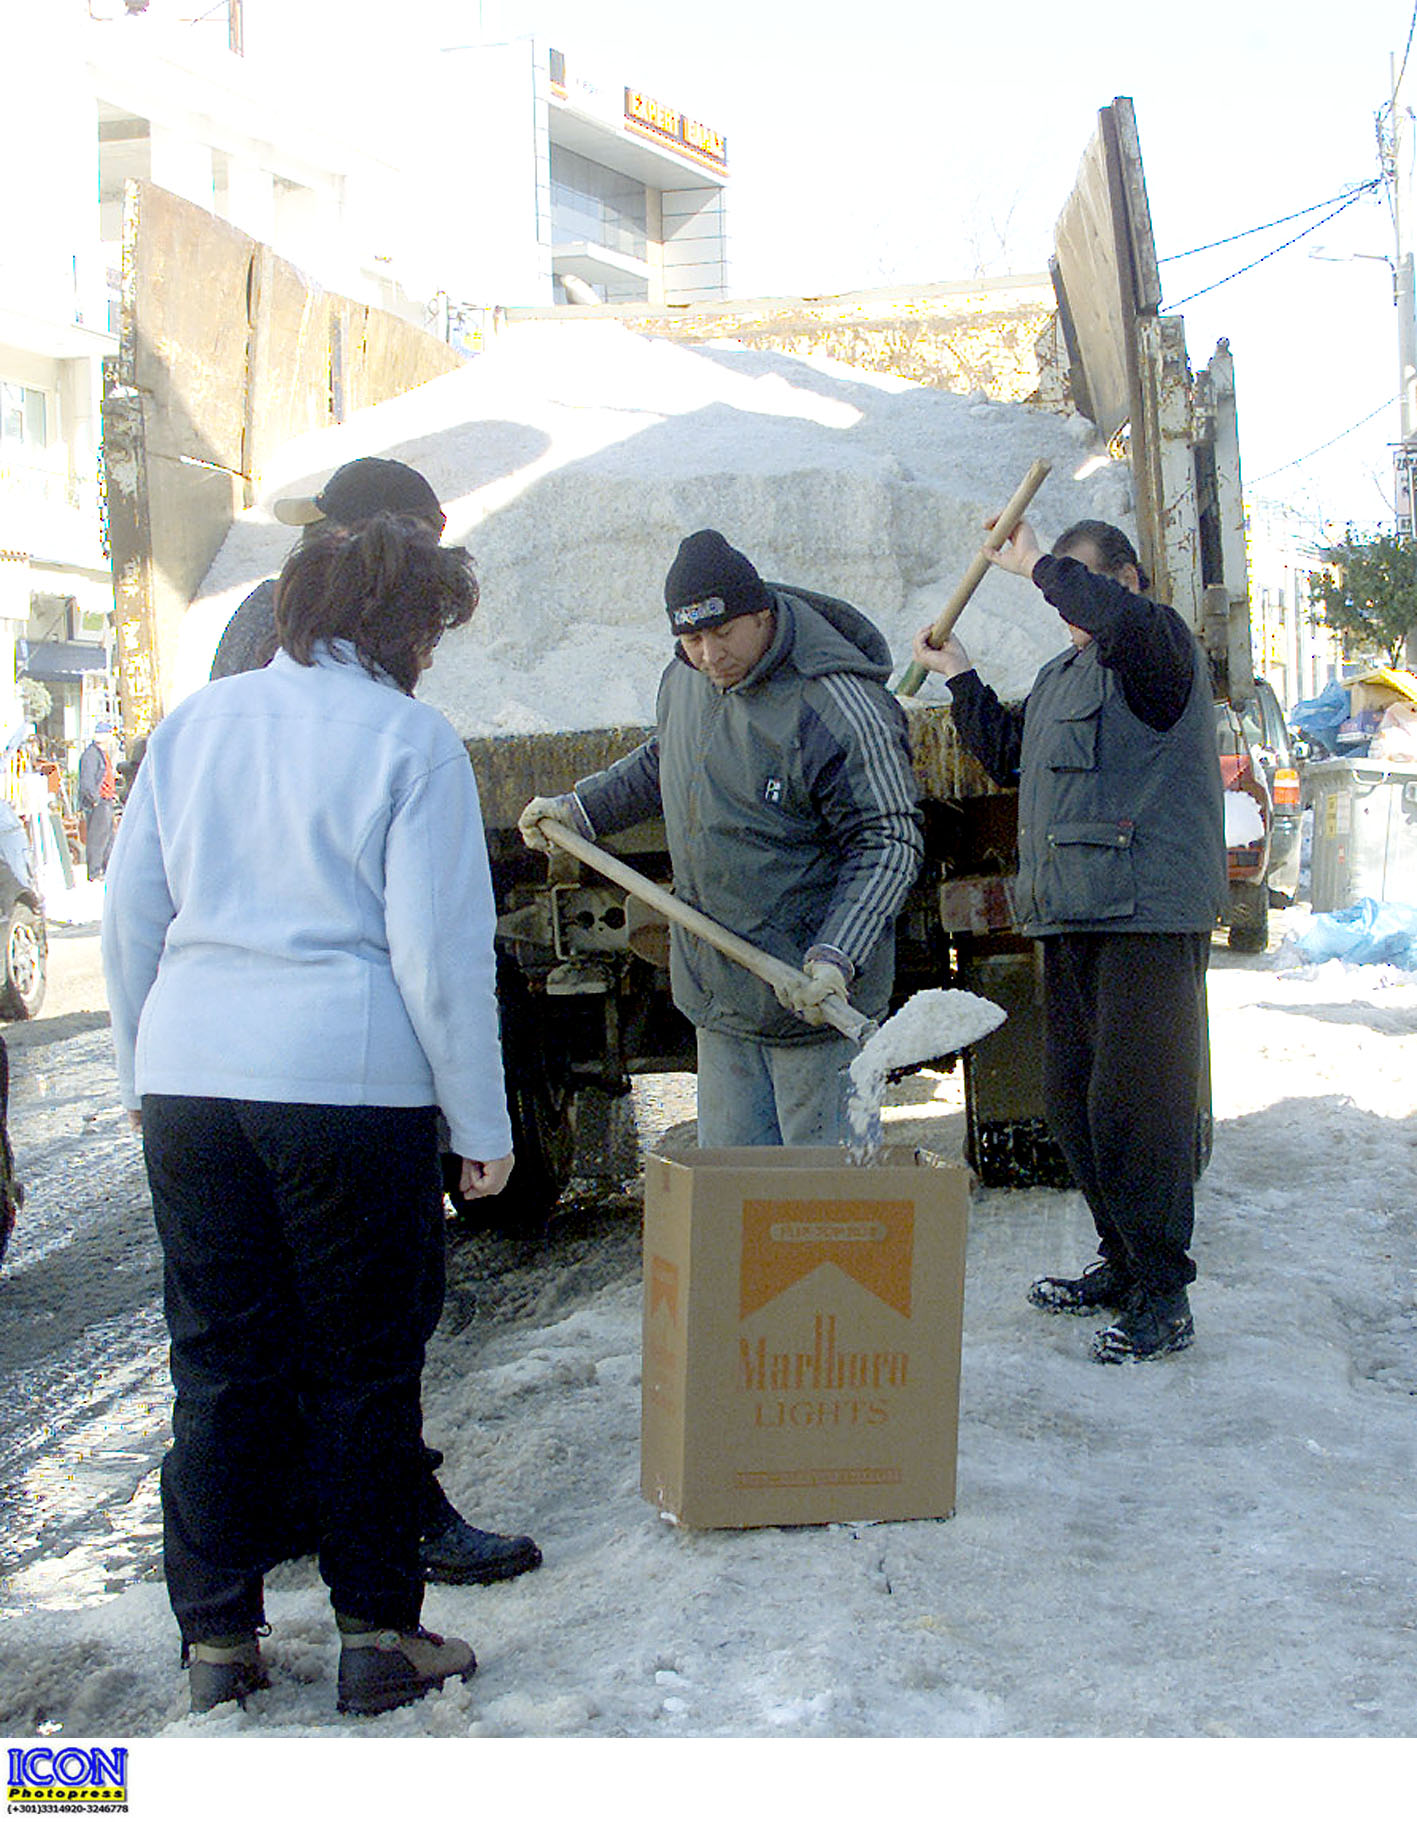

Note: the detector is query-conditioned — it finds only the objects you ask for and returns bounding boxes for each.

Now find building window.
[1,383,47,454]
[0,383,52,509]
[550,145,647,262]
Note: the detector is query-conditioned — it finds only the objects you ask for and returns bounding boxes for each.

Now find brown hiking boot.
[187,1636,269,1714]
[336,1623,477,1716]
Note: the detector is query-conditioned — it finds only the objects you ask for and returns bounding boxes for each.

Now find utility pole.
[1391,53,1417,444]
[1388,47,1417,668]
[1382,48,1417,543]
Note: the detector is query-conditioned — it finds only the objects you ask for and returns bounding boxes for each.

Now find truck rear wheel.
[571,1085,640,1187]
[1226,881,1269,953]
[965,1110,1073,1190]
[445,961,578,1236]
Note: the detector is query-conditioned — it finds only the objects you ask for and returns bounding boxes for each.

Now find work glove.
[775,957,851,1028]
[518,793,585,853]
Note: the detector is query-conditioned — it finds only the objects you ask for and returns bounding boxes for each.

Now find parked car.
[1216,700,1272,952]
[1214,680,1305,953]
[0,850,46,1020]
[1241,677,1303,905]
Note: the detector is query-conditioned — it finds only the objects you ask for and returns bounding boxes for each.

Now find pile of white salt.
[186,320,1132,723]
[845,987,1007,1157]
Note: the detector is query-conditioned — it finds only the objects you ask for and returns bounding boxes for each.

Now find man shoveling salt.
[845,988,1007,1158]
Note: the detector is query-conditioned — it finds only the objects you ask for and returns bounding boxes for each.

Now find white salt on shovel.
[845,988,1007,1161]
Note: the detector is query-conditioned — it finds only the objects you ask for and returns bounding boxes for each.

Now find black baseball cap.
[272,457,444,529]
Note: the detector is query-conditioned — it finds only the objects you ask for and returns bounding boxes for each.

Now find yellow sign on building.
[624,87,728,172]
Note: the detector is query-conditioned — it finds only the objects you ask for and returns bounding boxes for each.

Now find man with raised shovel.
[519,529,924,1147]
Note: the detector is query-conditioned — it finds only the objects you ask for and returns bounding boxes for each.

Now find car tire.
[0,903,46,1020]
[1227,881,1269,954]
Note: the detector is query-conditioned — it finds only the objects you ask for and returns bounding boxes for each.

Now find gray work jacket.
[575,587,923,1043]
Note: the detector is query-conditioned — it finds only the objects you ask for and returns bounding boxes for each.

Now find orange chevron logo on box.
[649,1255,679,1324]
[739,1200,914,1320]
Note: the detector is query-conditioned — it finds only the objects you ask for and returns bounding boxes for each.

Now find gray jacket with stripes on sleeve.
[572,585,924,1045]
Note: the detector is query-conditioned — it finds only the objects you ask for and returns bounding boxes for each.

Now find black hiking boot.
[418,1517,542,1587]
[1091,1286,1195,1363]
[1028,1259,1134,1315]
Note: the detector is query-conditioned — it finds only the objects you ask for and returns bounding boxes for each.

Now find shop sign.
[624,87,728,173]
[1394,444,1417,536]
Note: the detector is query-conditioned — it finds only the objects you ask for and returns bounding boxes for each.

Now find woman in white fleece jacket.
[102,514,513,1719]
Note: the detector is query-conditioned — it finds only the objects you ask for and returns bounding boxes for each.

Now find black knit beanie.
[664,530,771,634]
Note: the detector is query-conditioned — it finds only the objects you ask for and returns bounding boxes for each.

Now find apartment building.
[1247,496,1346,709]
[1,3,732,786]
[2,2,437,773]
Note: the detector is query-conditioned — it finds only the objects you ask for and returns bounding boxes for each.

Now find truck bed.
[464,700,1003,835]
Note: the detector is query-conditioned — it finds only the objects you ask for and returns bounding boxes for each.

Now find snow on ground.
[11,245,1407,1822]
[2,920,1416,1787]
[40,878,107,928]
[183,321,1124,723]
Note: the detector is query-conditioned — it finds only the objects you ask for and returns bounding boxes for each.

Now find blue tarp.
[1290,680,1351,749]
[1291,897,1417,969]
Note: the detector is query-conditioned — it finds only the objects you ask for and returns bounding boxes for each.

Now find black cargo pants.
[1040,931,1210,1296]
[142,1096,446,1645]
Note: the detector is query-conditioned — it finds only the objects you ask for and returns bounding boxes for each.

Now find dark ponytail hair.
[275,513,479,693]
[1053,519,1151,594]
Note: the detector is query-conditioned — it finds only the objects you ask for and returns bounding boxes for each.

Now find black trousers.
[1040,931,1210,1297]
[83,799,115,880]
[143,1096,446,1644]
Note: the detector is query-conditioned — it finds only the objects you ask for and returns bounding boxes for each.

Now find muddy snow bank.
[187,322,1132,730]
[5,929,1417,1749]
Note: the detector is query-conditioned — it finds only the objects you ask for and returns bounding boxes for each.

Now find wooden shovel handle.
[895,457,1053,697]
[538,819,874,1044]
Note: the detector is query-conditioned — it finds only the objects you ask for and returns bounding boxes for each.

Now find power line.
[1249,396,1400,485]
[1158,181,1382,263]
[1377,6,1417,214]
[1167,187,1381,309]
[1393,0,1417,101]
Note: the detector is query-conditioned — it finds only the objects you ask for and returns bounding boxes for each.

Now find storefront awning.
[21,641,110,681]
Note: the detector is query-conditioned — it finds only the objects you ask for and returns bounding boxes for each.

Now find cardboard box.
[641,1145,970,1529]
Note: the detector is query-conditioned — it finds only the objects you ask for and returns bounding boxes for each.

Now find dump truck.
[438,97,1267,1222]
[105,99,1269,1232]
